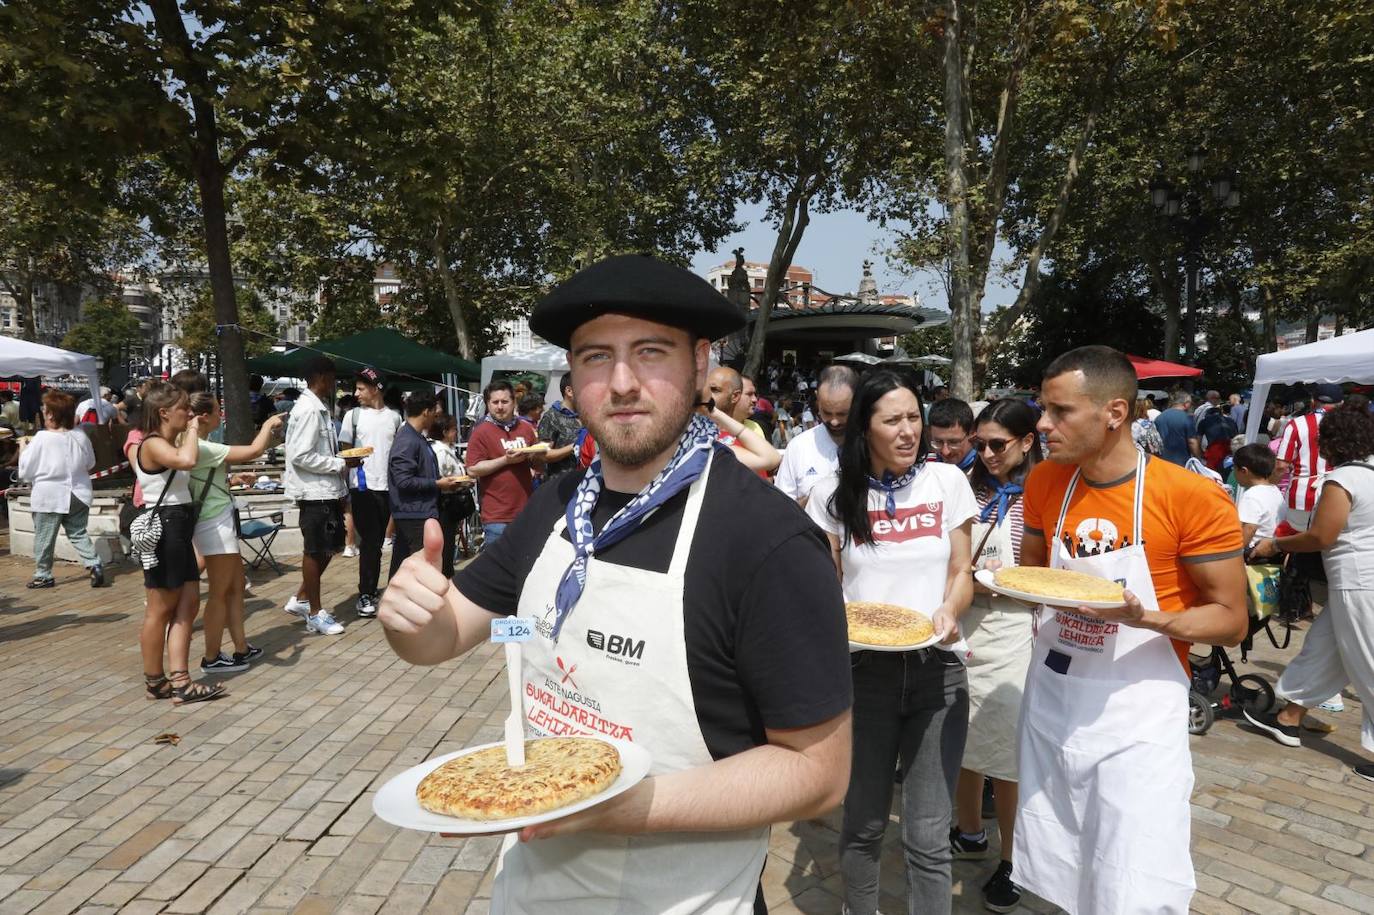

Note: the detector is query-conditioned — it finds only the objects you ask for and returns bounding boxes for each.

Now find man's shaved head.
[706,366,743,413]
[1042,345,1137,406]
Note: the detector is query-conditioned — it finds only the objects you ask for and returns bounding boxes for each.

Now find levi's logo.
[868,504,943,543]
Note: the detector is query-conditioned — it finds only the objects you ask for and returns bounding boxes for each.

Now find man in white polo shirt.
[775,364,857,507]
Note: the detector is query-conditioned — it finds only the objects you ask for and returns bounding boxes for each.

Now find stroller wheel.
[1188,690,1215,735]
[1230,674,1276,716]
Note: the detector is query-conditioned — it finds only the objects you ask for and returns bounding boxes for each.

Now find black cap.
[530,254,746,349]
[1314,382,1343,403]
[357,367,382,387]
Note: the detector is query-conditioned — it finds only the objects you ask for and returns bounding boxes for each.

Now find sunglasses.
[971,437,1017,454]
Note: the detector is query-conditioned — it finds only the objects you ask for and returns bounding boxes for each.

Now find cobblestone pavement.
[3,546,1374,914]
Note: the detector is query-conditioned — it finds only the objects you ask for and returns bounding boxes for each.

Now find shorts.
[142,505,199,590]
[193,506,239,556]
[299,499,346,556]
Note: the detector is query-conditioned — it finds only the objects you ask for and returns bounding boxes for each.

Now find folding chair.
[238,500,285,573]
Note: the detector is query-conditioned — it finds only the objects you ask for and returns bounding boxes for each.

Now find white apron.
[491,453,769,915]
[1012,454,1195,914]
[963,507,1033,781]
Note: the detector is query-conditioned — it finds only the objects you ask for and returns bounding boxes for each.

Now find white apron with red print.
[1013,453,1195,913]
[491,452,768,915]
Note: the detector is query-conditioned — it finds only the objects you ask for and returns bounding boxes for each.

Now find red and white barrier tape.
[2,460,132,498]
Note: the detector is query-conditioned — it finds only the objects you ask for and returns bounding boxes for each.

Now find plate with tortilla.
[975,567,1127,610]
[845,601,941,652]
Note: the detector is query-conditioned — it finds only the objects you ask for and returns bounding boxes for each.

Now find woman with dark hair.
[1246,408,1374,776]
[17,389,104,589]
[133,381,224,704]
[805,368,977,915]
[951,398,1043,910]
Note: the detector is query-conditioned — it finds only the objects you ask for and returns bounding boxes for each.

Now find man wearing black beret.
[379,254,853,914]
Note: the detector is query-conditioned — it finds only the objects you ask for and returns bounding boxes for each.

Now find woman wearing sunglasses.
[806,368,976,915]
[950,397,1042,911]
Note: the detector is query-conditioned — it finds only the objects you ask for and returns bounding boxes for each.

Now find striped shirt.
[1277,409,1330,512]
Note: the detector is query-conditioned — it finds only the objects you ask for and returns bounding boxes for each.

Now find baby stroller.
[1186,562,1291,735]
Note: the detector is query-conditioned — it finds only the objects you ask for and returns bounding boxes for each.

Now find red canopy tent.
[1127,354,1203,380]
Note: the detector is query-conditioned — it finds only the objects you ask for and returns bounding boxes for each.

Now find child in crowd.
[1234,442,1285,562]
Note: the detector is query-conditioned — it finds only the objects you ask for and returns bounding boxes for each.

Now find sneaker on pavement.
[356,593,378,618]
[306,610,345,635]
[284,596,310,618]
[983,860,1021,913]
[950,826,989,860]
[1244,709,1301,747]
[1354,764,1374,783]
[1319,697,1346,713]
[342,544,359,558]
[233,644,264,665]
[201,652,249,673]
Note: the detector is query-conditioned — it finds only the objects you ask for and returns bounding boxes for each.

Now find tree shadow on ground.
[0,612,128,642]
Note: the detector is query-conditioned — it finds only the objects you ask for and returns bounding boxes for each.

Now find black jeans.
[841,649,969,915]
[351,488,391,597]
[390,517,429,577]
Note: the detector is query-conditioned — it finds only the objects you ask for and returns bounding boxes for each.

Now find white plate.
[372,737,652,835]
[848,632,943,653]
[974,569,1126,610]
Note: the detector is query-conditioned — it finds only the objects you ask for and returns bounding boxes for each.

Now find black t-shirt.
[454,452,852,760]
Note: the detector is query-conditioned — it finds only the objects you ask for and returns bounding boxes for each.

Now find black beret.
[530,254,746,349]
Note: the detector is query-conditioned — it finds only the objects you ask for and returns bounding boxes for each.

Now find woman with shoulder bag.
[134,381,223,704]
[1244,408,1374,769]
[428,414,474,578]
[188,393,284,674]
[805,368,977,915]
[952,398,1042,910]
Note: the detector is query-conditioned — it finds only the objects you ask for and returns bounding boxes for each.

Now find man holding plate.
[1013,345,1246,914]
[378,254,853,915]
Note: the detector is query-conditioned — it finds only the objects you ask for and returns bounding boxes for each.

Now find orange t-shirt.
[1022,455,1243,669]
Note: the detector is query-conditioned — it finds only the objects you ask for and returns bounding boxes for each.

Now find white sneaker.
[306,610,345,635]
[284,596,310,618]
[1319,697,1346,713]
[342,544,359,558]
[382,537,394,551]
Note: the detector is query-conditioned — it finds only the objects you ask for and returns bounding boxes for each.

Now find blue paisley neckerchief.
[485,414,519,433]
[979,480,1023,525]
[551,413,718,641]
[867,463,922,518]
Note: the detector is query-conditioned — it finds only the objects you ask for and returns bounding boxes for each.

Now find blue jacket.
[388,422,440,520]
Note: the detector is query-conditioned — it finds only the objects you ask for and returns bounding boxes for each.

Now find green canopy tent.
[245,328,480,383]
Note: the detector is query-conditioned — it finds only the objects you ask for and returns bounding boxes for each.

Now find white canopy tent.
[0,336,102,409]
[479,343,570,405]
[1245,328,1374,442]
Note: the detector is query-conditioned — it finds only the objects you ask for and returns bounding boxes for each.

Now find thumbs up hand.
[379,519,451,635]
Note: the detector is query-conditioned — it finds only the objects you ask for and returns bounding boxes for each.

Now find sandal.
[168,670,226,705]
[145,673,173,701]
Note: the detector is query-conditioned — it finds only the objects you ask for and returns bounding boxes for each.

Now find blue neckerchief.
[551,414,718,641]
[867,463,922,518]
[485,414,518,433]
[958,449,977,471]
[979,480,1023,525]
[553,401,578,418]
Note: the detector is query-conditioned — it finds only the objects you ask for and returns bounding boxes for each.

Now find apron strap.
[666,450,714,578]
[1052,452,1147,550]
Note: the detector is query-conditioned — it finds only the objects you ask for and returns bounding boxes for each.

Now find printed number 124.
[491,618,533,643]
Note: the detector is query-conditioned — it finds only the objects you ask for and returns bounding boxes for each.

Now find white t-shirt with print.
[339,406,403,491]
[806,462,978,613]
[775,424,840,501]
[1237,483,1285,547]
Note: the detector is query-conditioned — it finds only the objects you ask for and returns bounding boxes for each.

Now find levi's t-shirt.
[466,418,538,523]
[805,461,978,612]
[1022,456,1243,669]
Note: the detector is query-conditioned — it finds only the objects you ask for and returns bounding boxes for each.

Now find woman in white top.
[16,390,104,589]
[806,368,976,915]
[951,398,1042,910]
[133,381,222,705]
[1245,408,1374,776]
[187,393,284,674]
[427,413,474,578]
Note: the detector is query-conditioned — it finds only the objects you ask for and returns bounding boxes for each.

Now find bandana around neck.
[485,414,519,433]
[553,401,578,418]
[867,462,922,518]
[551,413,718,641]
[979,480,1023,525]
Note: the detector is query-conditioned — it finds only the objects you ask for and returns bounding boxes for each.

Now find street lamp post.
[1149,147,1241,363]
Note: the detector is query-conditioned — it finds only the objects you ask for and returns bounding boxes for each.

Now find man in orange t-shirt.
[1012,345,1246,915]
